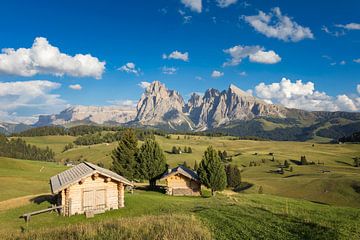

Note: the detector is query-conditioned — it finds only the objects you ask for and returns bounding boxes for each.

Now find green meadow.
[0,134,359,239]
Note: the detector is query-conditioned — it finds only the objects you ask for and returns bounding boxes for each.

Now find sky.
[0,0,359,123]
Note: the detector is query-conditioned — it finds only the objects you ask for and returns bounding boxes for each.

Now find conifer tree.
[111,129,138,180]
[136,139,167,188]
[225,164,241,188]
[197,146,227,195]
[194,160,199,171]
[188,147,193,153]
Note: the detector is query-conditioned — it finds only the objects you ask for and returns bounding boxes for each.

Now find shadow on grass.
[233,182,253,192]
[283,174,305,178]
[30,194,56,205]
[290,159,302,165]
[135,185,166,194]
[335,160,353,167]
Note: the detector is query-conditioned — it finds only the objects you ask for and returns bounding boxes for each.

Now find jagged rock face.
[135,81,193,129]
[187,84,287,128]
[36,105,136,126]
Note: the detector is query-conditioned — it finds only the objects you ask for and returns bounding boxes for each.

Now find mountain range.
[1,81,360,140]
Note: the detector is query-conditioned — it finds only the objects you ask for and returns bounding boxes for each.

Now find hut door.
[95,189,106,210]
[83,190,95,212]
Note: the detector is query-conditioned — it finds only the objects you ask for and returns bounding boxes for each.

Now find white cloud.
[69,84,82,90]
[181,0,202,13]
[162,66,177,75]
[0,80,67,123]
[107,99,137,108]
[211,70,224,78]
[223,45,281,66]
[0,37,105,79]
[249,50,281,64]
[254,77,359,112]
[244,7,314,42]
[138,81,151,89]
[357,84,360,94]
[216,0,237,8]
[335,23,360,30]
[321,26,345,37]
[118,62,141,76]
[354,58,360,64]
[339,60,346,65]
[239,71,247,76]
[163,50,189,61]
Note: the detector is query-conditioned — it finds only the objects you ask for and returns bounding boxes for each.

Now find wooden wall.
[60,174,125,216]
[166,174,200,196]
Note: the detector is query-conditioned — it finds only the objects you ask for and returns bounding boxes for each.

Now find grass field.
[0,142,359,239]
[20,134,360,207]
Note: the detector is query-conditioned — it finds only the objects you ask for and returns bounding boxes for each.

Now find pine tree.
[184,146,188,153]
[183,161,188,168]
[111,129,138,180]
[301,155,308,165]
[193,160,199,171]
[178,147,182,154]
[198,146,227,195]
[172,146,178,154]
[136,139,167,188]
[284,160,290,168]
[225,164,241,188]
[188,147,193,153]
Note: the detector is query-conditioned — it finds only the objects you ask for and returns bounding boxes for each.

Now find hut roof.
[160,165,199,182]
[50,162,132,194]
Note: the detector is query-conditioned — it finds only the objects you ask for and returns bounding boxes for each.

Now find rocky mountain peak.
[228,84,251,97]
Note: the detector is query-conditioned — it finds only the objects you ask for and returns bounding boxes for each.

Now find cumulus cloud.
[211,70,224,78]
[216,0,237,8]
[181,0,202,13]
[223,45,281,66]
[0,80,67,123]
[335,23,360,30]
[69,84,82,90]
[0,37,105,79]
[244,7,314,42]
[138,81,151,89]
[118,62,141,75]
[162,66,177,75]
[163,50,189,61]
[254,77,359,112]
[354,58,360,64]
[107,99,137,108]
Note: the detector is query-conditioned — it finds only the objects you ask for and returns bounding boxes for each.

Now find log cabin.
[50,161,132,216]
[160,165,201,196]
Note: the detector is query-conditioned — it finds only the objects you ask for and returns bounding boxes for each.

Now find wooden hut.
[160,165,201,196]
[50,161,132,216]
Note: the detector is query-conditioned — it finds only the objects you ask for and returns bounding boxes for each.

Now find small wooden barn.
[50,161,132,216]
[160,165,201,196]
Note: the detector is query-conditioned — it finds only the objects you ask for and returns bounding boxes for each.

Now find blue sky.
[0,0,359,123]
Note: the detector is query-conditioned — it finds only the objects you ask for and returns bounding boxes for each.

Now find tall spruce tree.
[198,146,227,195]
[111,129,138,180]
[225,164,241,188]
[136,139,167,187]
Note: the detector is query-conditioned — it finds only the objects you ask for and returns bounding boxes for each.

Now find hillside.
[17,134,360,208]
[0,158,359,239]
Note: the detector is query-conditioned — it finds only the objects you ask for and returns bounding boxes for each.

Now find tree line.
[112,129,241,195]
[0,134,55,161]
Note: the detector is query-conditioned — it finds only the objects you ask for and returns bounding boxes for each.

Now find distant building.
[160,165,201,196]
[50,162,132,216]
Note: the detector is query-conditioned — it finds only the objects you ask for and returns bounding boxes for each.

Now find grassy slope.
[1,190,359,239]
[0,158,67,201]
[20,134,360,207]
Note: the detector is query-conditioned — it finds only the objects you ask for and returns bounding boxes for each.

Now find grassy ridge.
[18,134,360,207]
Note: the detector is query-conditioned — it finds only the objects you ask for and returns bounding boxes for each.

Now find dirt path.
[0,193,48,212]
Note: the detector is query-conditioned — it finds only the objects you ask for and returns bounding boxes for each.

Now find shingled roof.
[160,165,199,182]
[50,162,132,194]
